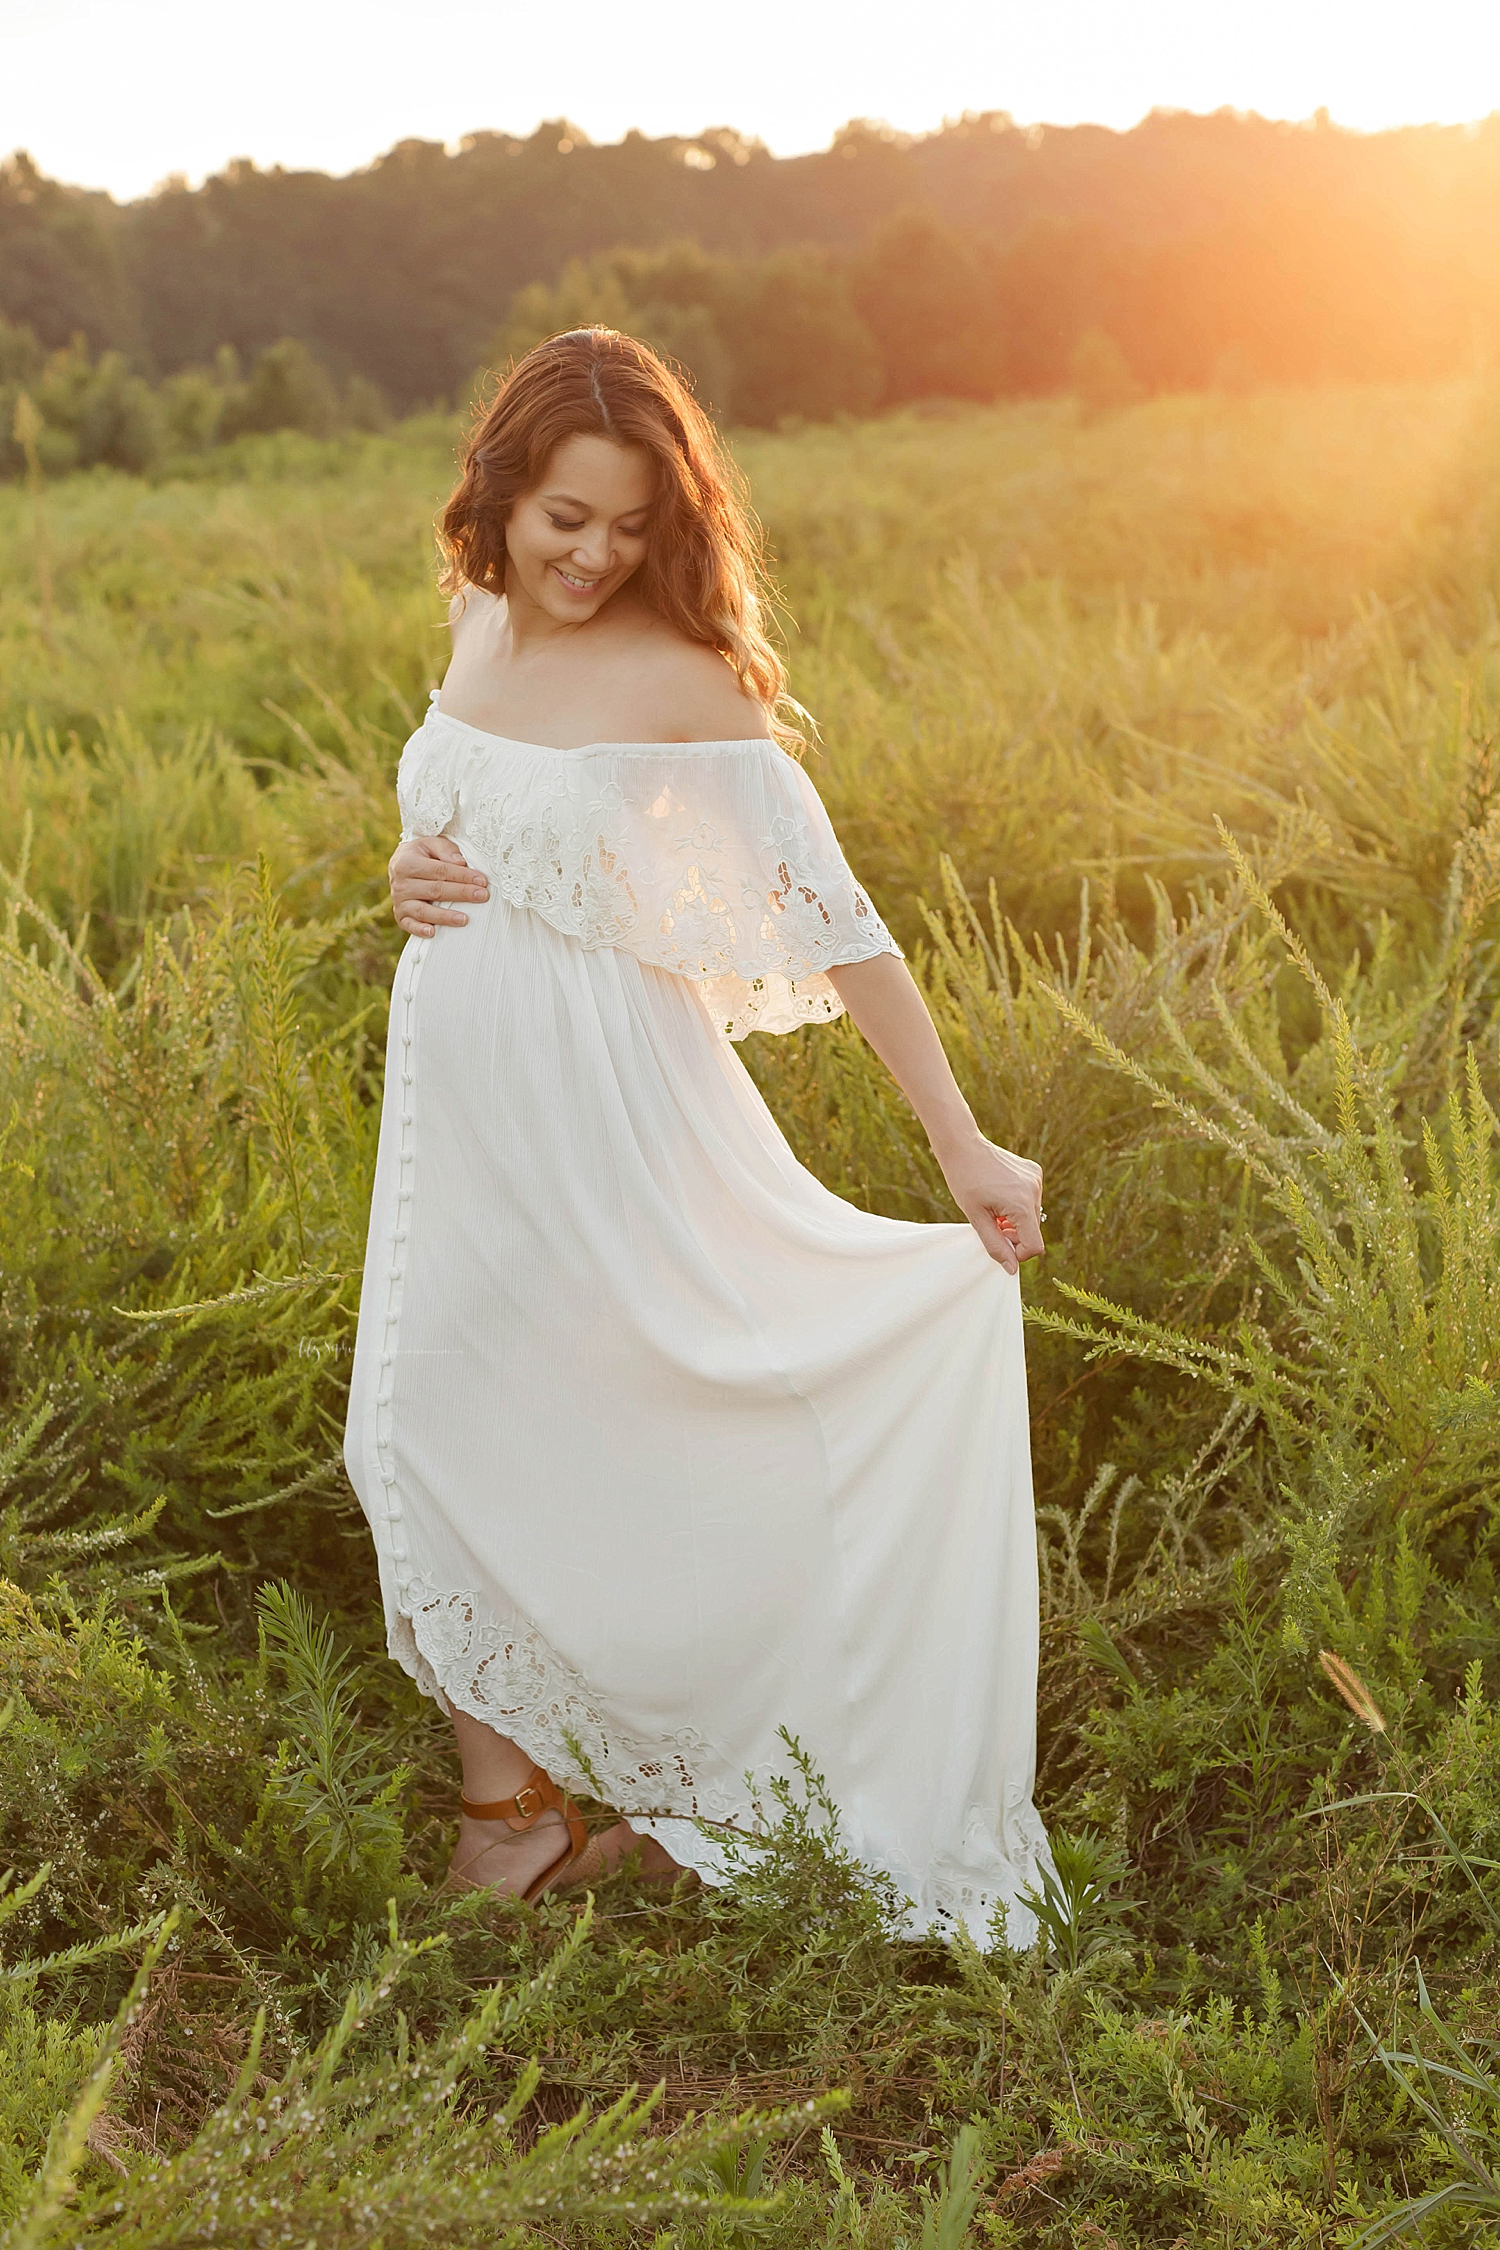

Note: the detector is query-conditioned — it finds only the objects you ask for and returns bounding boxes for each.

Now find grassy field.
[1,381,1498,2247]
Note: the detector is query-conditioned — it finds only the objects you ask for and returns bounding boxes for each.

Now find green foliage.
[257,1582,410,1888]
[914,2124,986,2249]
[490,239,882,426]
[850,213,1001,406]
[1355,1966,1500,2245]
[1016,1829,1136,1976]
[17,104,1500,476]
[0,326,391,483]
[5,1910,831,2249]
[11,113,1500,412]
[1020,833,1500,1539]
[0,391,1499,2244]
[219,337,344,443]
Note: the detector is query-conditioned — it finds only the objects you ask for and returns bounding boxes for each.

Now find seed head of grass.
[1318,1650,1388,1734]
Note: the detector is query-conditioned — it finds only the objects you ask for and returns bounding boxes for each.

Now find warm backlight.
[1,0,1496,202]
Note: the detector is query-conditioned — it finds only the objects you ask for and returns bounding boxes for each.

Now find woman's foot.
[443,1713,687,1900]
[610,1822,687,1887]
[446,1811,685,1899]
[448,1802,576,1897]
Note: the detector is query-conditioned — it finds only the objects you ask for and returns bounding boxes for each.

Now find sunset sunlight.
[1,0,1497,196]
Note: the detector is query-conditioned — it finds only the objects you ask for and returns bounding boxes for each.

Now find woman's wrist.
[926,1108,985,1167]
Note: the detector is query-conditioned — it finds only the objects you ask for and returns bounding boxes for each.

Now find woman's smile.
[552,561,605,595]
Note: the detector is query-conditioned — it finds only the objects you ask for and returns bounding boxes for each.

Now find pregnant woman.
[345,328,1051,1937]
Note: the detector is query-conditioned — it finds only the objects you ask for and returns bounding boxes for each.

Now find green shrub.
[491,240,882,426]
[220,338,342,441]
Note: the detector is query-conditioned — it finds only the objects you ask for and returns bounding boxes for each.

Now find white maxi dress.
[344,691,1051,1940]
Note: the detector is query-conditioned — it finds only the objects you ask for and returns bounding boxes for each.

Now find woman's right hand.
[389,835,490,938]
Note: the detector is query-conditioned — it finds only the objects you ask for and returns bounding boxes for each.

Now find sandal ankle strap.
[460,1762,569,1833]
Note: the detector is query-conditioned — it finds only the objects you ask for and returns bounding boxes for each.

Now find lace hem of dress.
[390,1578,759,1825]
[387,1578,1052,1943]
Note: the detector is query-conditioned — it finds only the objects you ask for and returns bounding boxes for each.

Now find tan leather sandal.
[447,1761,608,1902]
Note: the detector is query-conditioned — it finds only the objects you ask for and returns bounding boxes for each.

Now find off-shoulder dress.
[343,692,1050,1939]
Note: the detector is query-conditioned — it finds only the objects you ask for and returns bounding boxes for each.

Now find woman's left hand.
[822,956,1046,1275]
[935,1133,1045,1275]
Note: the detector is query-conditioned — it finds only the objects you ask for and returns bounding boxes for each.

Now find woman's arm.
[825,953,1044,1275]
[385,854,1042,1270]
[389,835,489,938]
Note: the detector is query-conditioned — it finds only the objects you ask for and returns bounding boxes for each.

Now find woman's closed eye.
[546,514,649,538]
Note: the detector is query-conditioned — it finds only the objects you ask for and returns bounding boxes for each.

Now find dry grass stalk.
[994,2146,1067,2200]
[1318,1651,1388,1733]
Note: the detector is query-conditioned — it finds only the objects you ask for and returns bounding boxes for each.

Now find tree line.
[4,104,1500,471]
[0,324,391,480]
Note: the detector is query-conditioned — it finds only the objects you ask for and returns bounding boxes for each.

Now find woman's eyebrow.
[541,490,650,517]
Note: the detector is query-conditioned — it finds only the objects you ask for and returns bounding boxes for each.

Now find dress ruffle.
[397,697,901,1039]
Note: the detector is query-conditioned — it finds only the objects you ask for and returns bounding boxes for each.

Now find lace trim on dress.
[390,1576,764,1824]
[396,701,901,1040]
[387,1574,1052,1941]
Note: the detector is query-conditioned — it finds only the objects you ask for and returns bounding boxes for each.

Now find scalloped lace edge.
[386,1583,1051,1943]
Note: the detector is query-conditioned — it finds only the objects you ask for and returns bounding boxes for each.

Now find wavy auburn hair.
[440,328,800,746]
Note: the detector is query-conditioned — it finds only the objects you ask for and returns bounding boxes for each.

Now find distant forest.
[4,106,1500,449]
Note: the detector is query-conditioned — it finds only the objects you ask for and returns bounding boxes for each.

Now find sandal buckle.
[512,1783,543,1823]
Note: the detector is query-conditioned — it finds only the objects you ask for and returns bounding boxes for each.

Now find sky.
[4,0,1499,203]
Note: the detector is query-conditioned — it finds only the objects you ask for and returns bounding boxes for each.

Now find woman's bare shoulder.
[448,583,501,636]
[637,631,772,744]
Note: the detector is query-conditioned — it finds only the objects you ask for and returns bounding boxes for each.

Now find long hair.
[440,328,800,746]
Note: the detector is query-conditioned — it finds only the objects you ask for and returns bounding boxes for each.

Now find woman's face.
[504,433,655,623]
